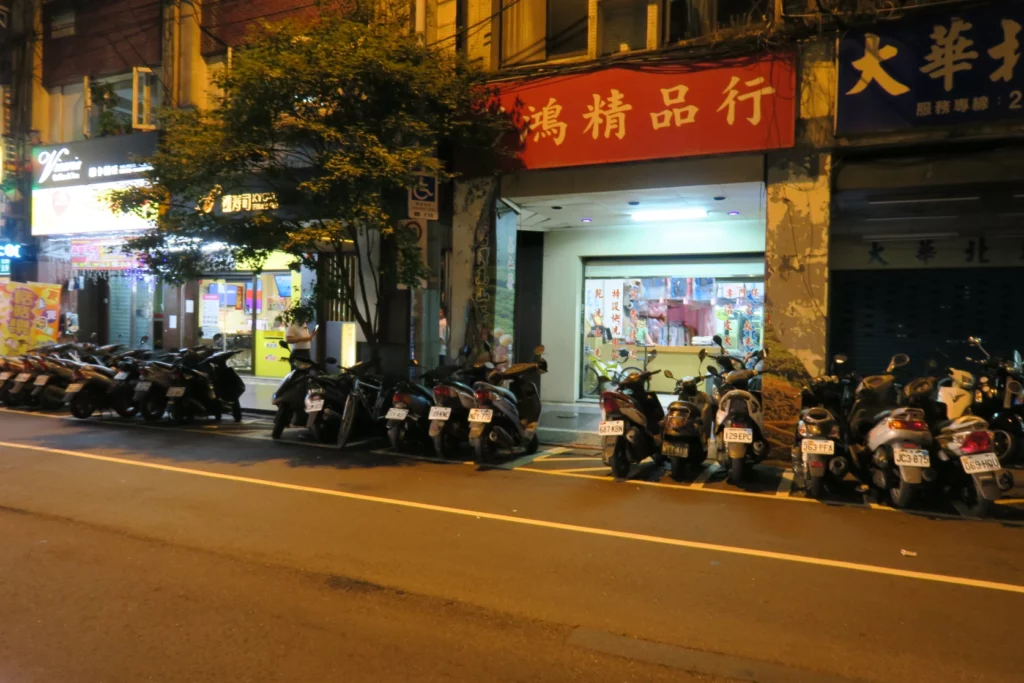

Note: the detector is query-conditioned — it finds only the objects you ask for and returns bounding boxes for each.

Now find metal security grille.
[323,252,357,322]
[829,267,1024,375]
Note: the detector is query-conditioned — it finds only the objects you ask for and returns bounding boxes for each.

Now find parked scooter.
[599,365,665,479]
[933,416,1012,517]
[659,368,711,479]
[962,337,1024,464]
[469,345,547,463]
[387,361,455,453]
[165,348,246,425]
[849,354,937,509]
[270,340,339,441]
[792,355,854,499]
[705,337,767,484]
[428,347,496,459]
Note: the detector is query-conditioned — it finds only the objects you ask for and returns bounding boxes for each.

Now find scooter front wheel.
[231,400,243,423]
[472,432,495,465]
[272,406,291,439]
[433,425,458,460]
[726,443,747,484]
[140,394,166,421]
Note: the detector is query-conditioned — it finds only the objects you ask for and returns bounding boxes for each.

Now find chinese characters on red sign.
[497,55,796,170]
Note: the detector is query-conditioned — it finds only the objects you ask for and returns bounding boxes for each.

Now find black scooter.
[660,368,710,479]
[271,340,339,441]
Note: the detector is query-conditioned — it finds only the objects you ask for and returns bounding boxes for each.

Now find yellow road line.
[2,438,1023,595]
[533,447,569,461]
[556,466,610,473]
[531,456,603,463]
[776,472,794,497]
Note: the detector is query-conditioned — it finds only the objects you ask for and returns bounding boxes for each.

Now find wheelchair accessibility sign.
[408,174,439,220]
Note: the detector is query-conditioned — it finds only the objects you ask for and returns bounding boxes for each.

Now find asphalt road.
[0,409,1022,683]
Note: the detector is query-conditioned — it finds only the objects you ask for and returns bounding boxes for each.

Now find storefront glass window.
[199,276,254,372]
[580,259,765,397]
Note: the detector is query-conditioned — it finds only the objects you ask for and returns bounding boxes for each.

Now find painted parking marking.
[776,471,795,497]
[558,466,611,473]
[533,447,569,460]
[2,438,1023,595]
[693,463,720,488]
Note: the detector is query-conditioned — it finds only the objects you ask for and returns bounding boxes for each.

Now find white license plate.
[893,448,930,467]
[386,408,409,421]
[599,420,625,436]
[724,428,753,443]
[115,372,128,381]
[0,372,11,381]
[801,439,835,455]
[15,373,31,383]
[34,375,50,386]
[305,397,324,413]
[662,441,688,457]
[66,383,84,394]
[166,386,186,398]
[429,406,452,421]
[469,408,493,423]
[134,381,152,393]
[960,453,1001,474]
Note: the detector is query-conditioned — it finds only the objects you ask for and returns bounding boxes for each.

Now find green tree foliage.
[108,0,516,351]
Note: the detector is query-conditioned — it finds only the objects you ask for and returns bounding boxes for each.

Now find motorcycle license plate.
[662,441,688,457]
[893,448,930,467]
[724,428,753,443]
[960,453,1000,474]
[599,420,625,436]
[15,373,31,383]
[386,408,409,421]
[166,386,186,398]
[801,439,834,455]
[134,381,152,393]
[429,406,452,421]
[0,372,11,381]
[468,408,493,423]
[65,383,84,394]
[114,372,128,381]
[34,375,50,386]
[305,397,324,413]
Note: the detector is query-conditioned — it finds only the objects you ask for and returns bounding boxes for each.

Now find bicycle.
[582,345,642,396]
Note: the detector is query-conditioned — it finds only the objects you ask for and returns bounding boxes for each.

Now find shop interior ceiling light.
[630,208,708,222]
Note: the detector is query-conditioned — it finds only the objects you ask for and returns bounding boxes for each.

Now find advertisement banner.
[497,54,796,170]
[0,282,61,355]
[837,1,1024,135]
[70,238,142,270]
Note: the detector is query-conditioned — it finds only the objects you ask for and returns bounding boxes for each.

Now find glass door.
[198,276,254,373]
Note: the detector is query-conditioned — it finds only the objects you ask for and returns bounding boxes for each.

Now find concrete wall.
[540,219,767,403]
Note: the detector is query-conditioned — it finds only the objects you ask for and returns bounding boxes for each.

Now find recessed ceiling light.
[628,201,640,206]
[714,196,726,201]
[581,217,592,223]
[551,206,562,210]
[631,208,708,222]
[728,211,740,216]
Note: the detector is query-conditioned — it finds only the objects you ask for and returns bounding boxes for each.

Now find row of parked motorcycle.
[0,334,246,424]
[270,340,549,462]
[596,334,1022,515]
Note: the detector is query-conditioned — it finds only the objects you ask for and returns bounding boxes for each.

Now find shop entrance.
[500,176,769,405]
[198,268,299,378]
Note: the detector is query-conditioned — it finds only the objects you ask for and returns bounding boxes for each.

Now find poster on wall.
[200,294,220,336]
[492,208,517,365]
[0,282,61,355]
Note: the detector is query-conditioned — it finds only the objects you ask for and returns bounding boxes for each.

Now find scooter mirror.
[326,357,338,364]
[484,362,495,369]
[707,366,720,377]
[410,359,420,366]
[141,335,150,344]
[279,340,289,349]
[90,333,98,341]
[698,348,707,361]
[534,345,545,355]
[649,348,658,359]
[712,335,722,346]
[663,370,674,379]
[833,354,847,365]
[886,353,911,372]
[968,336,982,346]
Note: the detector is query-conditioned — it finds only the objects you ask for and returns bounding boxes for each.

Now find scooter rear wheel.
[70,392,95,420]
[272,406,291,439]
[888,477,916,509]
[728,452,745,484]
[808,476,826,500]
[140,395,166,422]
[433,426,458,460]
[388,422,405,452]
[610,439,631,479]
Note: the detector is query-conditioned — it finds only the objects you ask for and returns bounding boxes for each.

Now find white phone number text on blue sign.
[837,1,1024,135]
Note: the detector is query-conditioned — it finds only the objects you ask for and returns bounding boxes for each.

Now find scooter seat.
[726,369,756,385]
[84,364,117,377]
[939,415,988,433]
[477,382,517,405]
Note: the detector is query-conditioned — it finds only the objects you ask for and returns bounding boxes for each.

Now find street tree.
[108,0,516,355]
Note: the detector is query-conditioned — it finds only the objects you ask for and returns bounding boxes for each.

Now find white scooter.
[936,367,975,419]
[933,415,1010,517]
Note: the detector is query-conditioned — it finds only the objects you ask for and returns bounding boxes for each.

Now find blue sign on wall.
[838,2,1024,135]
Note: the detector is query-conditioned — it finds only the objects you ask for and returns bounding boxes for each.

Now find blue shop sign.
[838,1,1024,135]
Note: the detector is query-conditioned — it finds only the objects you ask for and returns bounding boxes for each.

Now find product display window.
[580,259,765,398]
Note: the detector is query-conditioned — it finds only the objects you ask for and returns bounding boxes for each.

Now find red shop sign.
[497,54,796,171]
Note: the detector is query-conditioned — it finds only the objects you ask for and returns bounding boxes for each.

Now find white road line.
[2,438,1022,596]
[776,472,795,497]
[692,463,719,488]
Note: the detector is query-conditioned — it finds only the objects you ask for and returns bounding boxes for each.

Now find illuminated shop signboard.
[31,132,158,236]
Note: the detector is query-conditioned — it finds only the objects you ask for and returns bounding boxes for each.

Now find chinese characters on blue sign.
[838,2,1024,135]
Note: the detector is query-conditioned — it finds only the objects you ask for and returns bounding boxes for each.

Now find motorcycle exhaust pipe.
[828,456,848,478]
[489,425,516,448]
